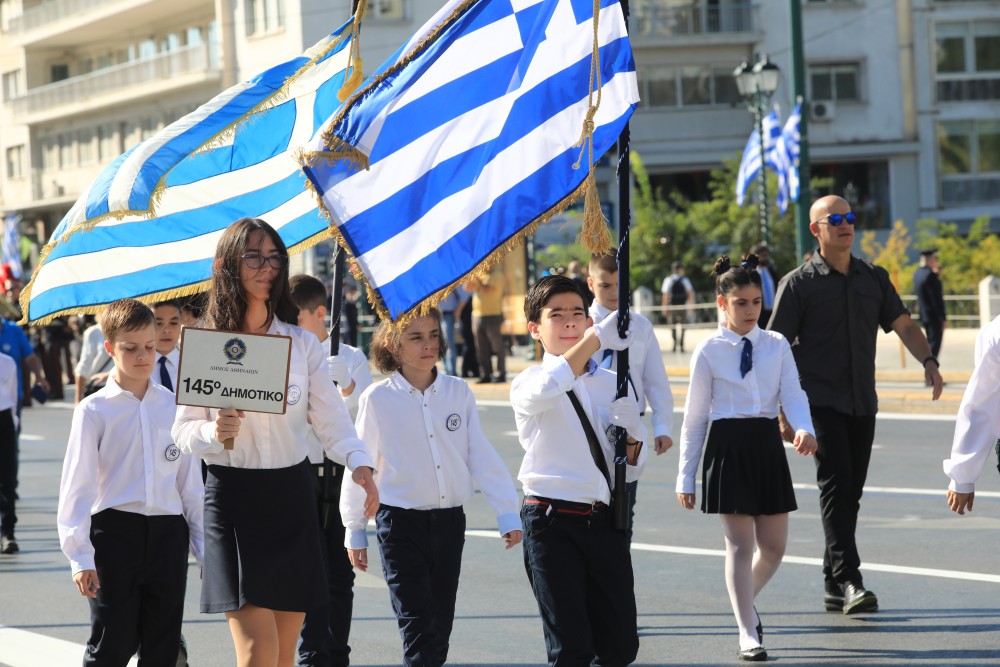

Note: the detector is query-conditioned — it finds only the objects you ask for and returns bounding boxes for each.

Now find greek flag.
[23,19,358,324]
[2,215,23,280]
[774,103,801,214]
[735,107,781,206]
[301,0,638,320]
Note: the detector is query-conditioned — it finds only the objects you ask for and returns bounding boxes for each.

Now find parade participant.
[912,249,947,358]
[289,273,373,667]
[769,195,943,614]
[944,313,1000,515]
[661,261,694,353]
[151,301,182,392]
[512,275,647,666]
[57,299,204,666]
[172,218,378,667]
[587,252,673,540]
[0,352,19,555]
[75,316,113,403]
[342,308,520,667]
[677,255,816,662]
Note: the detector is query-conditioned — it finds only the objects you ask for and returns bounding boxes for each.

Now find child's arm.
[172,404,236,458]
[57,405,101,591]
[176,450,205,567]
[776,338,817,456]
[639,323,674,455]
[675,345,712,507]
[340,391,378,568]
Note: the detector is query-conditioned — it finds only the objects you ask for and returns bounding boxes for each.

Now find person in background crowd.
[470,265,506,384]
[751,243,778,328]
[438,285,469,377]
[661,261,694,353]
[912,249,947,358]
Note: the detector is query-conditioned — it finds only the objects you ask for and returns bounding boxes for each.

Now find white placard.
[176,327,292,415]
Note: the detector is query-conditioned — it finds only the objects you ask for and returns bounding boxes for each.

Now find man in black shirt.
[769,195,943,615]
[912,249,947,357]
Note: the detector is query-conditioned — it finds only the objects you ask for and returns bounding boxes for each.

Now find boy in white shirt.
[151,300,182,392]
[57,299,204,666]
[0,351,19,554]
[511,275,648,666]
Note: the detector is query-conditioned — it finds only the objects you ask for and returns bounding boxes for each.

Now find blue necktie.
[158,356,174,392]
[600,348,614,369]
[740,337,753,378]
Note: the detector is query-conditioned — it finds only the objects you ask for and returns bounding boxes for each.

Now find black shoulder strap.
[567,389,612,491]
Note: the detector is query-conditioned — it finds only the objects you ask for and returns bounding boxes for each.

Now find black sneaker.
[1,535,19,554]
[842,583,878,615]
[476,376,493,384]
[824,583,844,612]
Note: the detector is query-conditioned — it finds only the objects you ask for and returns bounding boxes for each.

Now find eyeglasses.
[241,253,288,269]
[813,212,857,227]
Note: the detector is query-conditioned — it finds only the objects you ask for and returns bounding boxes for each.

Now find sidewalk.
[466,324,977,414]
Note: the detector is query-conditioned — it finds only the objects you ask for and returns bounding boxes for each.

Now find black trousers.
[0,408,16,537]
[521,500,639,667]
[810,407,877,589]
[299,463,355,667]
[85,509,190,667]
[377,505,465,667]
[923,319,944,357]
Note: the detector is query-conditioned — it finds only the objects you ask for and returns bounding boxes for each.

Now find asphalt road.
[1,399,998,666]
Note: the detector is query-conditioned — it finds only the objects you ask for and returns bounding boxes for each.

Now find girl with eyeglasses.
[172,217,379,666]
[676,254,817,663]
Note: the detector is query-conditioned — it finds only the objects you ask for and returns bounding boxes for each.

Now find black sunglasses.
[814,212,857,227]
[241,253,288,269]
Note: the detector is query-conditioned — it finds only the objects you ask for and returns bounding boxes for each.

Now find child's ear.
[317,305,327,320]
[103,340,114,357]
[716,294,726,309]
[527,321,541,340]
[586,316,594,328]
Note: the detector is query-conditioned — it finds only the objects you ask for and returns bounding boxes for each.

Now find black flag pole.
[321,244,346,531]
[611,0,631,532]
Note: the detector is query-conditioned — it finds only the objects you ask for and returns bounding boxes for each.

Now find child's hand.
[947,490,974,515]
[793,431,817,456]
[215,407,245,443]
[609,397,643,441]
[592,311,633,351]
[347,548,368,572]
[503,530,523,550]
[352,466,380,518]
[778,411,795,443]
[326,355,352,387]
[654,435,673,455]
[73,570,100,598]
[677,493,695,510]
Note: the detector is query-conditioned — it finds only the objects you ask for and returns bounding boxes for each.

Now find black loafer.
[738,646,768,662]
[754,605,763,642]
[842,583,878,615]
[824,582,845,611]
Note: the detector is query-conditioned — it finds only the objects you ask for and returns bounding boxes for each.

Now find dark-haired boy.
[58,298,203,666]
[151,300,182,392]
[511,275,648,666]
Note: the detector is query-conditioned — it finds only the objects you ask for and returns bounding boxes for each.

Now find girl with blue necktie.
[676,254,817,663]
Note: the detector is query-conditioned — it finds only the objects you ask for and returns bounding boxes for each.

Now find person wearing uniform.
[342,308,520,667]
[0,352,19,555]
[512,275,648,666]
[912,249,947,358]
[172,218,379,667]
[290,273,374,667]
[150,301,182,392]
[661,262,694,352]
[677,255,816,662]
[57,299,204,666]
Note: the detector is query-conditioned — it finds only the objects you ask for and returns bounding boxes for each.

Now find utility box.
[979,276,1000,328]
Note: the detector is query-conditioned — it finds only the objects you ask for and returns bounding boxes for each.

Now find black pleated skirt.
[701,417,798,516]
[201,458,325,613]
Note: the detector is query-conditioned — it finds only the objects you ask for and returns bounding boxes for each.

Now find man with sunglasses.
[768,195,943,615]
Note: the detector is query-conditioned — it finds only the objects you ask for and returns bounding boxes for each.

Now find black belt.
[524,496,608,516]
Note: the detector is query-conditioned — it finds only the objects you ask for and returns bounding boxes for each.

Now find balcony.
[631,2,760,43]
[10,43,220,123]
[9,0,119,34]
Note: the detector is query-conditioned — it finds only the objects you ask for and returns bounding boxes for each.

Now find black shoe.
[737,646,767,662]
[493,373,506,383]
[1,535,19,554]
[754,606,763,642]
[842,583,878,615]
[476,376,493,384]
[823,582,844,611]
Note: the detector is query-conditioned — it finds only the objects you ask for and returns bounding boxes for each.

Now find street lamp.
[733,54,780,246]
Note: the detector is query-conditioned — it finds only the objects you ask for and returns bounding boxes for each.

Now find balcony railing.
[8,0,122,34]
[632,1,758,39]
[11,43,216,117]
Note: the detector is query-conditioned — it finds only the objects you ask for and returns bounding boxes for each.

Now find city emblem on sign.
[224,337,248,365]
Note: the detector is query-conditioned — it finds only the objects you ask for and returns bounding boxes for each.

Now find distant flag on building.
[774,102,801,214]
[22,18,361,324]
[735,107,782,206]
[300,0,639,321]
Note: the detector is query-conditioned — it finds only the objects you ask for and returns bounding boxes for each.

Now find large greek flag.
[23,19,358,324]
[735,107,781,206]
[774,103,801,214]
[301,0,638,320]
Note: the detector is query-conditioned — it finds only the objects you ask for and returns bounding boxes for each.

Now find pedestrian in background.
[470,265,506,384]
[437,285,469,377]
[661,261,694,353]
[751,243,778,328]
[912,249,947,358]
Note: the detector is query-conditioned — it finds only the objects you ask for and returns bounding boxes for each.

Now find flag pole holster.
[567,389,629,532]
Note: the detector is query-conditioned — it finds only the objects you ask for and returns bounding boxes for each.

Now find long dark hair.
[714,254,762,296]
[207,218,299,332]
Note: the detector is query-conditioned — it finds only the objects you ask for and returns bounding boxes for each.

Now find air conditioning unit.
[809,100,836,122]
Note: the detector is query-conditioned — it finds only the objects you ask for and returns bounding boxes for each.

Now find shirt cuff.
[497,512,521,537]
[948,479,975,494]
[653,425,671,439]
[795,428,814,440]
[199,422,225,453]
[548,356,577,389]
[70,556,95,575]
[345,449,374,472]
[347,528,369,550]
[675,474,695,495]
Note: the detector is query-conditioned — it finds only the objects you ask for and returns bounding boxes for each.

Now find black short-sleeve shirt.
[768,252,908,417]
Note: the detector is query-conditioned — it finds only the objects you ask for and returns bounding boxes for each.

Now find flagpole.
[612,0,631,532]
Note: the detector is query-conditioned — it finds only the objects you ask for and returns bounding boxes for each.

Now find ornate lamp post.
[733,55,780,246]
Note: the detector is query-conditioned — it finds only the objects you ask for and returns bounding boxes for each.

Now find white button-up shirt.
[342,371,520,548]
[677,325,814,494]
[57,378,204,574]
[173,319,372,472]
[153,348,180,393]
[944,315,1000,493]
[74,323,113,381]
[511,353,648,505]
[0,352,18,427]
[589,303,674,439]
[307,343,373,464]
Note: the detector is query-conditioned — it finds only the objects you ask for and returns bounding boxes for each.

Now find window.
[78,130,95,165]
[6,145,24,179]
[935,22,1000,102]
[369,0,405,21]
[98,125,116,162]
[41,137,58,170]
[247,0,285,35]
[58,133,75,168]
[639,65,741,109]
[50,64,69,83]
[938,120,1000,203]
[808,63,861,102]
[2,70,20,101]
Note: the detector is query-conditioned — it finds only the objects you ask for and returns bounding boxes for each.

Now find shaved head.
[810,195,850,223]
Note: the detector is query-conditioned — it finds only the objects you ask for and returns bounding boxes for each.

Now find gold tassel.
[578,172,610,253]
[337,58,364,101]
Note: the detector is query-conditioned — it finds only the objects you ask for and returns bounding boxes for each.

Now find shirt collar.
[718,324,761,346]
[103,375,150,400]
[388,368,441,396]
[591,302,612,321]
[159,348,179,366]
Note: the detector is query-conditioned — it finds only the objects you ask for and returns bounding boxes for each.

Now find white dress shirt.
[589,303,674,439]
[944,315,1000,493]
[57,378,204,574]
[74,323,113,380]
[511,353,648,505]
[677,325,814,494]
[172,319,373,472]
[342,370,520,548]
[307,343,373,464]
[0,352,18,427]
[152,347,180,393]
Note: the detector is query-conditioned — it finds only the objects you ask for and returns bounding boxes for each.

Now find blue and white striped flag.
[301,0,639,321]
[774,102,801,213]
[23,19,359,324]
[735,107,781,206]
[2,215,23,280]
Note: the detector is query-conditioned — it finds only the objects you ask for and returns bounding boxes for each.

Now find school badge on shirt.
[287,385,302,405]
[446,414,461,431]
[165,444,181,461]
[605,425,617,444]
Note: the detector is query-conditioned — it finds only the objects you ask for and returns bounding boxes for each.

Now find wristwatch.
[922,355,939,368]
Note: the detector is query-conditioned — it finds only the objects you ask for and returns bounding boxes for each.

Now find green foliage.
[860,219,913,292]
[910,215,1000,295]
[536,241,591,275]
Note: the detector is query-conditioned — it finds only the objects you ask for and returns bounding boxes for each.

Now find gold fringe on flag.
[338,0,368,101]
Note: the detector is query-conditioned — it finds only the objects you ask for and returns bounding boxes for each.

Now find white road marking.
[0,626,137,667]
[19,434,43,441]
[790,482,1000,499]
